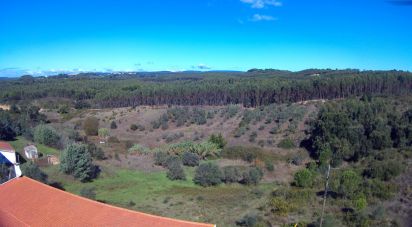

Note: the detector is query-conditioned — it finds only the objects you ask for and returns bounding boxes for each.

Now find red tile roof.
[0,141,14,152]
[0,177,214,227]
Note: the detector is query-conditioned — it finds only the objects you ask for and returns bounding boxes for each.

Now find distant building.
[24,145,38,159]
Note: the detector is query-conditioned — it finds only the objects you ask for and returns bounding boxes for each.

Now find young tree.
[60,143,95,182]
[33,124,60,147]
[294,169,314,188]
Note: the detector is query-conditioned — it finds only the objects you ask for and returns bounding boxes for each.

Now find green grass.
[10,136,59,156]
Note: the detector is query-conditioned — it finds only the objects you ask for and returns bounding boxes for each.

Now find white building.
[24,145,38,159]
[0,142,22,183]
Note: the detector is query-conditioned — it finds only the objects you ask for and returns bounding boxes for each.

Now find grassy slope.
[43,164,273,226]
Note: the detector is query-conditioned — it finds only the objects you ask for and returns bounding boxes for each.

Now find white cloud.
[240,0,282,9]
[250,14,277,21]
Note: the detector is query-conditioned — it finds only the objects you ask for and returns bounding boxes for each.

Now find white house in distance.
[24,145,38,160]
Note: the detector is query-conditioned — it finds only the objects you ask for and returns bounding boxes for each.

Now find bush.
[57,104,70,114]
[87,143,105,160]
[334,170,362,199]
[294,169,314,188]
[107,136,120,143]
[236,213,260,227]
[154,151,169,166]
[165,155,181,168]
[241,167,263,185]
[221,146,258,163]
[21,161,47,183]
[80,187,96,200]
[278,138,295,149]
[74,100,90,109]
[128,144,150,155]
[83,117,99,136]
[209,133,227,149]
[363,160,404,181]
[110,121,117,129]
[60,143,96,182]
[98,128,109,138]
[33,124,60,147]
[269,197,292,216]
[130,124,138,131]
[166,160,186,180]
[194,163,222,186]
[221,166,242,183]
[182,152,200,166]
[265,160,274,171]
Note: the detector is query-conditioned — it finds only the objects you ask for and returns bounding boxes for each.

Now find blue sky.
[0,0,412,76]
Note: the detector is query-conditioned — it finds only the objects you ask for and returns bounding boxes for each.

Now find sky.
[0,0,412,77]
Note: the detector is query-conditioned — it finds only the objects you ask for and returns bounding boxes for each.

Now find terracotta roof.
[0,141,14,152]
[0,177,214,227]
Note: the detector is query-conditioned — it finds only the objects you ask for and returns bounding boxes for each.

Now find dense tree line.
[308,97,412,167]
[0,70,411,108]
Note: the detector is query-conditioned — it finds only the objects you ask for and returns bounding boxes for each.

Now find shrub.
[269,197,292,216]
[182,152,200,166]
[128,144,150,155]
[74,100,90,109]
[294,169,314,188]
[57,104,70,114]
[87,143,105,160]
[265,160,274,171]
[130,124,138,131]
[21,161,47,183]
[236,213,259,227]
[107,136,119,143]
[98,128,109,138]
[221,166,242,183]
[165,155,181,168]
[221,146,258,163]
[80,187,96,200]
[154,151,169,166]
[194,163,222,186]
[241,167,263,185]
[33,124,60,147]
[363,160,404,181]
[278,138,295,149]
[110,121,117,129]
[249,131,257,142]
[60,143,96,182]
[83,117,99,136]
[209,133,227,149]
[166,160,186,180]
[333,170,362,199]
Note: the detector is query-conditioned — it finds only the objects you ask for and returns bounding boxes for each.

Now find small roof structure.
[0,177,215,227]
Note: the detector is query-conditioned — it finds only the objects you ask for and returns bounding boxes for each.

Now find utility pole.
[319,164,331,227]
